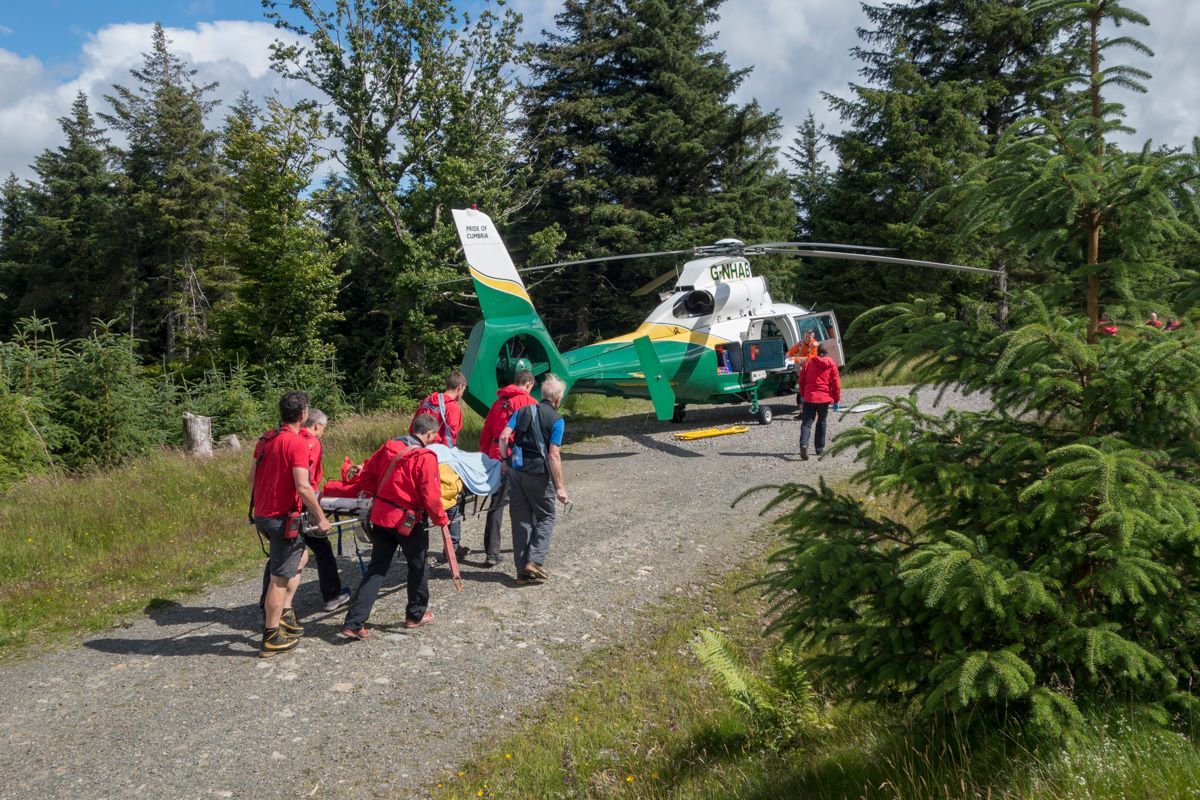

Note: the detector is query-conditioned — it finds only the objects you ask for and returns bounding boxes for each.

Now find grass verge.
[433,541,1200,800]
[0,408,483,658]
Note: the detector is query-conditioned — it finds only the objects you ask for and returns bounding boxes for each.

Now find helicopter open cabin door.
[793,311,845,366]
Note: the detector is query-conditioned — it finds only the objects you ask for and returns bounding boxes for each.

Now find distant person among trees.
[341,413,449,639]
[410,371,466,447]
[1146,311,1163,328]
[1099,313,1119,336]
[787,329,820,414]
[476,368,538,567]
[498,373,570,584]
[256,409,350,616]
[1165,318,1184,331]
[797,344,841,461]
[248,392,331,657]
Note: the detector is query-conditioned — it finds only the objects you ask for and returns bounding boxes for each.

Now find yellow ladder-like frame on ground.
[673,425,749,441]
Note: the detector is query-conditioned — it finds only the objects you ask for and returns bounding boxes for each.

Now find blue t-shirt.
[506,409,565,446]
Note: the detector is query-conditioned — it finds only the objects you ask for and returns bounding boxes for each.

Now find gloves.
[832,402,840,411]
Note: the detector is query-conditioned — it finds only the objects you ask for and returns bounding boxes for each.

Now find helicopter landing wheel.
[671,404,687,424]
[755,405,773,425]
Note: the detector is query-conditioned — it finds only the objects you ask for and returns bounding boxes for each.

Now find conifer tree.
[785,113,831,241]
[11,94,124,338]
[102,23,225,362]
[522,0,792,340]
[762,0,1200,734]
[213,96,342,371]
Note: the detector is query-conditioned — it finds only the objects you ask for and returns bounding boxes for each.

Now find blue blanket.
[427,444,504,496]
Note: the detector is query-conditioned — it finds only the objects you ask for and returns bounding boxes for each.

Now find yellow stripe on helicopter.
[593,322,732,350]
[469,267,533,305]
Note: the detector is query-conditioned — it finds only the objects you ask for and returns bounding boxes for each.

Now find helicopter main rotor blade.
[630,268,680,297]
[759,247,1001,276]
[518,249,698,274]
[748,241,894,252]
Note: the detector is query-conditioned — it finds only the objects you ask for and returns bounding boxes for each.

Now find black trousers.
[799,402,831,453]
[481,478,509,558]
[258,531,342,608]
[344,522,430,628]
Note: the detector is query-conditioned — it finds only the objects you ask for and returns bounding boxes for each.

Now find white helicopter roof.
[674,255,753,291]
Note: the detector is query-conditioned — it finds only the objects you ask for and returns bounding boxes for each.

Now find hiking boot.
[260,627,299,658]
[800,446,809,461]
[515,575,540,586]
[455,545,470,560]
[403,611,435,629]
[323,589,352,613]
[525,562,549,580]
[483,554,500,568]
[340,626,371,641]
[279,607,304,636]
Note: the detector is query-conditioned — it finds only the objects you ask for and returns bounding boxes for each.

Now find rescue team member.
[788,329,819,413]
[498,373,569,584]
[476,369,537,567]
[797,344,841,461]
[411,370,466,447]
[256,409,351,615]
[249,392,332,657]
[412,371,469,558]
[342,413,450,639]
[1099,313,1119,336]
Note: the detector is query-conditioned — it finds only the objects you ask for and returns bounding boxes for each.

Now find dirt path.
[0,386,986,800]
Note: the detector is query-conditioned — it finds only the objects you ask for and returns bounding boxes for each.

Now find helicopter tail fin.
[632,335,678,421]
[452,208,572,416]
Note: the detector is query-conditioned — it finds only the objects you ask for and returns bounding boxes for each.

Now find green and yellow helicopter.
[452,208,997,424]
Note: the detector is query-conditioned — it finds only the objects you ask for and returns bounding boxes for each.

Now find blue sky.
[1,0,1195,179]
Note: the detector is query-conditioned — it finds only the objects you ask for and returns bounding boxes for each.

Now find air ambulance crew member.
[257,409,351,615]
[498,373,569,584]
[797,344,841,462]
[341,413,450,639]
[787,329,819,413]
[410,370,467,447]
[477,369,538,567]
[249,392,331,657]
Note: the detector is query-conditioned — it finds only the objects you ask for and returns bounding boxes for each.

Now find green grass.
[561,393,654,420]
[840,359,920,389]
[0,407,484,657]
[432,549,1200,800]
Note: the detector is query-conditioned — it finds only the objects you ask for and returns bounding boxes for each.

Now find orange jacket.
[788,339,819,360]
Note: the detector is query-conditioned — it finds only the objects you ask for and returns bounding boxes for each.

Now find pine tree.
[9,94,124,338]
[0,175,37,333]
[522,0,792,341]
[761,0,1200,734]
[213,97,342,371]
[785,112,831,240]
[102,23,225,362]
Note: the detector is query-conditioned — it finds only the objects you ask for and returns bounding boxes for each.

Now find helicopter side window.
[673,289,714,319]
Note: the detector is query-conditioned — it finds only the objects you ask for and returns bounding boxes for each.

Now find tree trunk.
[183,411,213,457]
[996,259,1009,330]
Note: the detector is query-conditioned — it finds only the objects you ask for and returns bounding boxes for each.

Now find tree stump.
[218,434,241,452]
[183,412,214,457]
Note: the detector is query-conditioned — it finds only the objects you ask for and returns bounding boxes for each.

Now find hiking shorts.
[256,516,306,579]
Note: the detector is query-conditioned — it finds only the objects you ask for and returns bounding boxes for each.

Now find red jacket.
[357,438,449,529]
[478,384,537,459]
[410,392,463,447]
[799,356,841,405]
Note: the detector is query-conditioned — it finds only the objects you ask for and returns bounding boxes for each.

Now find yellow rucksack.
[438,463,463,510]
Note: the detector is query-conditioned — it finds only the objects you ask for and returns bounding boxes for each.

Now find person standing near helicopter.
[797,343,841,461]
[787,329,820,414]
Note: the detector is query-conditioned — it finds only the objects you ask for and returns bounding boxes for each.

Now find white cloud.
[0,20,310,180]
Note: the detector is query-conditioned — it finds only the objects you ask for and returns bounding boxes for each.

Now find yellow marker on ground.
[673,425,749,441]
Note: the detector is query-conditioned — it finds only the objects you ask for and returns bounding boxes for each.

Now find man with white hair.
[498,373,570,584]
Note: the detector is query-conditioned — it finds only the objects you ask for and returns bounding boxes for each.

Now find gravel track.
[0,385,989,800]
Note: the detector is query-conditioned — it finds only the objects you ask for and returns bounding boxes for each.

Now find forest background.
[0,0,1196,487]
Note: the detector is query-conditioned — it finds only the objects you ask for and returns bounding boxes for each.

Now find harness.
[416,393,455,447]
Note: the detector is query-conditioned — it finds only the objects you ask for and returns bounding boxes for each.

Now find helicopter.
[450,207,998,424]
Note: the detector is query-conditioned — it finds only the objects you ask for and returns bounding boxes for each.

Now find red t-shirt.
[410,392,463,447]
[478,385,537,459]
[252,427,310,518]
[303,429,322,490]
[358,439,449,529]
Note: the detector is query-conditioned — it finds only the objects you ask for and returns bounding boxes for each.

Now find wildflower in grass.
[504,753,511,760]
[626,775,635,782]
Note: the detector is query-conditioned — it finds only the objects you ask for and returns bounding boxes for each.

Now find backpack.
[414,393,455,447]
